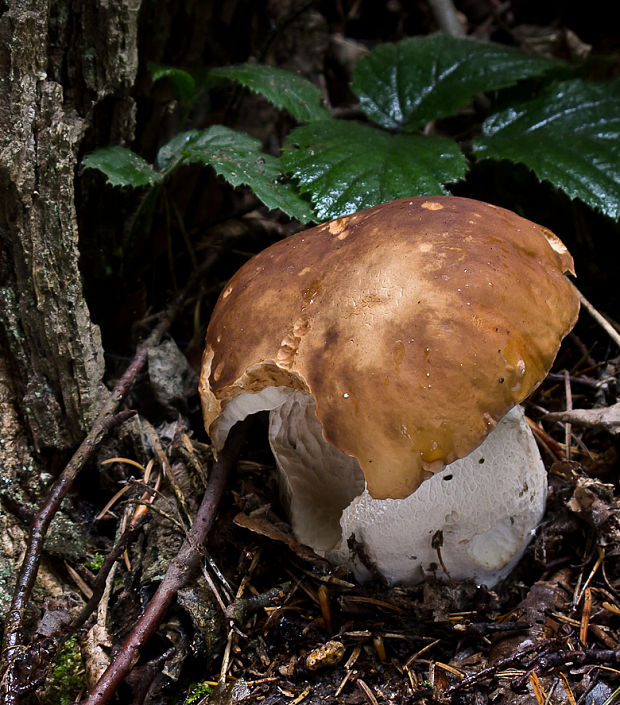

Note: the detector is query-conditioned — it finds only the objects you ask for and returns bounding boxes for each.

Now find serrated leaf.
[148,63,196,102]
[240,155,316,224]
[156,126,261,173]
[352,34,559,131]
[157,126,315,222]
[473,79,620,219]
[212,64,330,123]
[81,146,163,188]
[281,120,467,220]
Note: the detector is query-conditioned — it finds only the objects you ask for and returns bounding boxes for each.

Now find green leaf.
[473,79,620,219]
[81,146,163,188]
[352,34,559,131]
[281,120,467,220]
[148,63,196,101]
[156,126,259,173]
[157,126,315,222]
[211,64,330,123]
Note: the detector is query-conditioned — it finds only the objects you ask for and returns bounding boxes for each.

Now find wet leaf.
[157,126,315,222]
[281,120,467,219]
[352,34,558,131]
[212,64,330,123]
[82,146,163,187]
[473,79,620,219]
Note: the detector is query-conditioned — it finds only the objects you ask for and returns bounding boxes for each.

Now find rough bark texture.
[0,0,142,615]
[0,0,142,450]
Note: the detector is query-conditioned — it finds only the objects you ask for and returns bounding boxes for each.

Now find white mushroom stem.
[213,390,547,587]
[329,406,547,587]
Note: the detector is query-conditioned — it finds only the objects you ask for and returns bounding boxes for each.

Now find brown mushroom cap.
[200,197,579,500]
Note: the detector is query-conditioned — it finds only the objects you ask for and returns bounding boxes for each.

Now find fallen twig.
[129,646,176,705]
[74,515,150,631]
[425,0,466,36]
[576,286,620,349]
[79,419,248,705]
[511,647,620,690]
[225,582,291,623]
[443,641,550,695]
[0,252,219,704]
[0,409,135,704]
[545,403,620,435]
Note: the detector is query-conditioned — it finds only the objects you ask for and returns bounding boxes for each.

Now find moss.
[0,564,14,617]
[183,682,214,704]
[45,635,85,705]
[83,552,105,572]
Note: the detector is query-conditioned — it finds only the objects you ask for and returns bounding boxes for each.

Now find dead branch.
[0,409,135,704]
[0,252,219,704]
[426,0,467,37]
[79,419,248,705]
[74,515,151,631]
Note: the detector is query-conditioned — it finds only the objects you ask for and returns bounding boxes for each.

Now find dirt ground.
[1,2,619,704]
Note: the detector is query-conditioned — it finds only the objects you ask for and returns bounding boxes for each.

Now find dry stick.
[576,285,620,349]
[442,645,545,697]
[141,419,193,526]
[0,409,134,704]
[5,518,144,701]
[564,369,573,462]
[80,420,248,705]
[511,647,620,690]
[74,516,150,630]
[0,252,218,704]
[130,646,176,705]
[224,582,291,623]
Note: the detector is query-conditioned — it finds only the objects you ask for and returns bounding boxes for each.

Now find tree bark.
[0,0,142,616]
[0,0,143,450]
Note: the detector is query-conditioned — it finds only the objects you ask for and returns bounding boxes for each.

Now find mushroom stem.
[213,388,547,587]
[271,403,546,587]
[269,390,364,551]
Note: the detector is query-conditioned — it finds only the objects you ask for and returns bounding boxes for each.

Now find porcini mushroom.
[200,196,580,586]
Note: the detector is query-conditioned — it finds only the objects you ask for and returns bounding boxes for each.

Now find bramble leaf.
[353,34,558,131]
[281,120,467,220]
[473,79,620,219]
[212,64,330,123]
[148,63,197,102]
[81,146,163,187]
[157,126,315,222]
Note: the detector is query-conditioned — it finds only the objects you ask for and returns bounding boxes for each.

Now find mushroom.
[200,197,580,586]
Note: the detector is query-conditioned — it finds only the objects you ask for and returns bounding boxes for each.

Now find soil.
[2,2,619,704]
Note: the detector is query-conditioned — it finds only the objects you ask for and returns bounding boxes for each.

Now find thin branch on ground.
[576,285,620,349]
[74,515,150,631]
[443,641,550,695]
[79,419,249,705]
[511,646,620,690]
[0,252,219,705]
[0,409,135,705]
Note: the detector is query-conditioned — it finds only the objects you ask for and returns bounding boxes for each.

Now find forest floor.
[2,2,619,704]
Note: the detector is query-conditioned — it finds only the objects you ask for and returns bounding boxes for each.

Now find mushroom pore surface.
[201,196,579,500]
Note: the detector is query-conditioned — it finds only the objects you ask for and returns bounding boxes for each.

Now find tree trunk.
[0,0,141,616]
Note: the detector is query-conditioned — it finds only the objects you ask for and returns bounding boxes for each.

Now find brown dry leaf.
[81,623,112,692]
[233,512,322,563]
[545,403,620,434]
